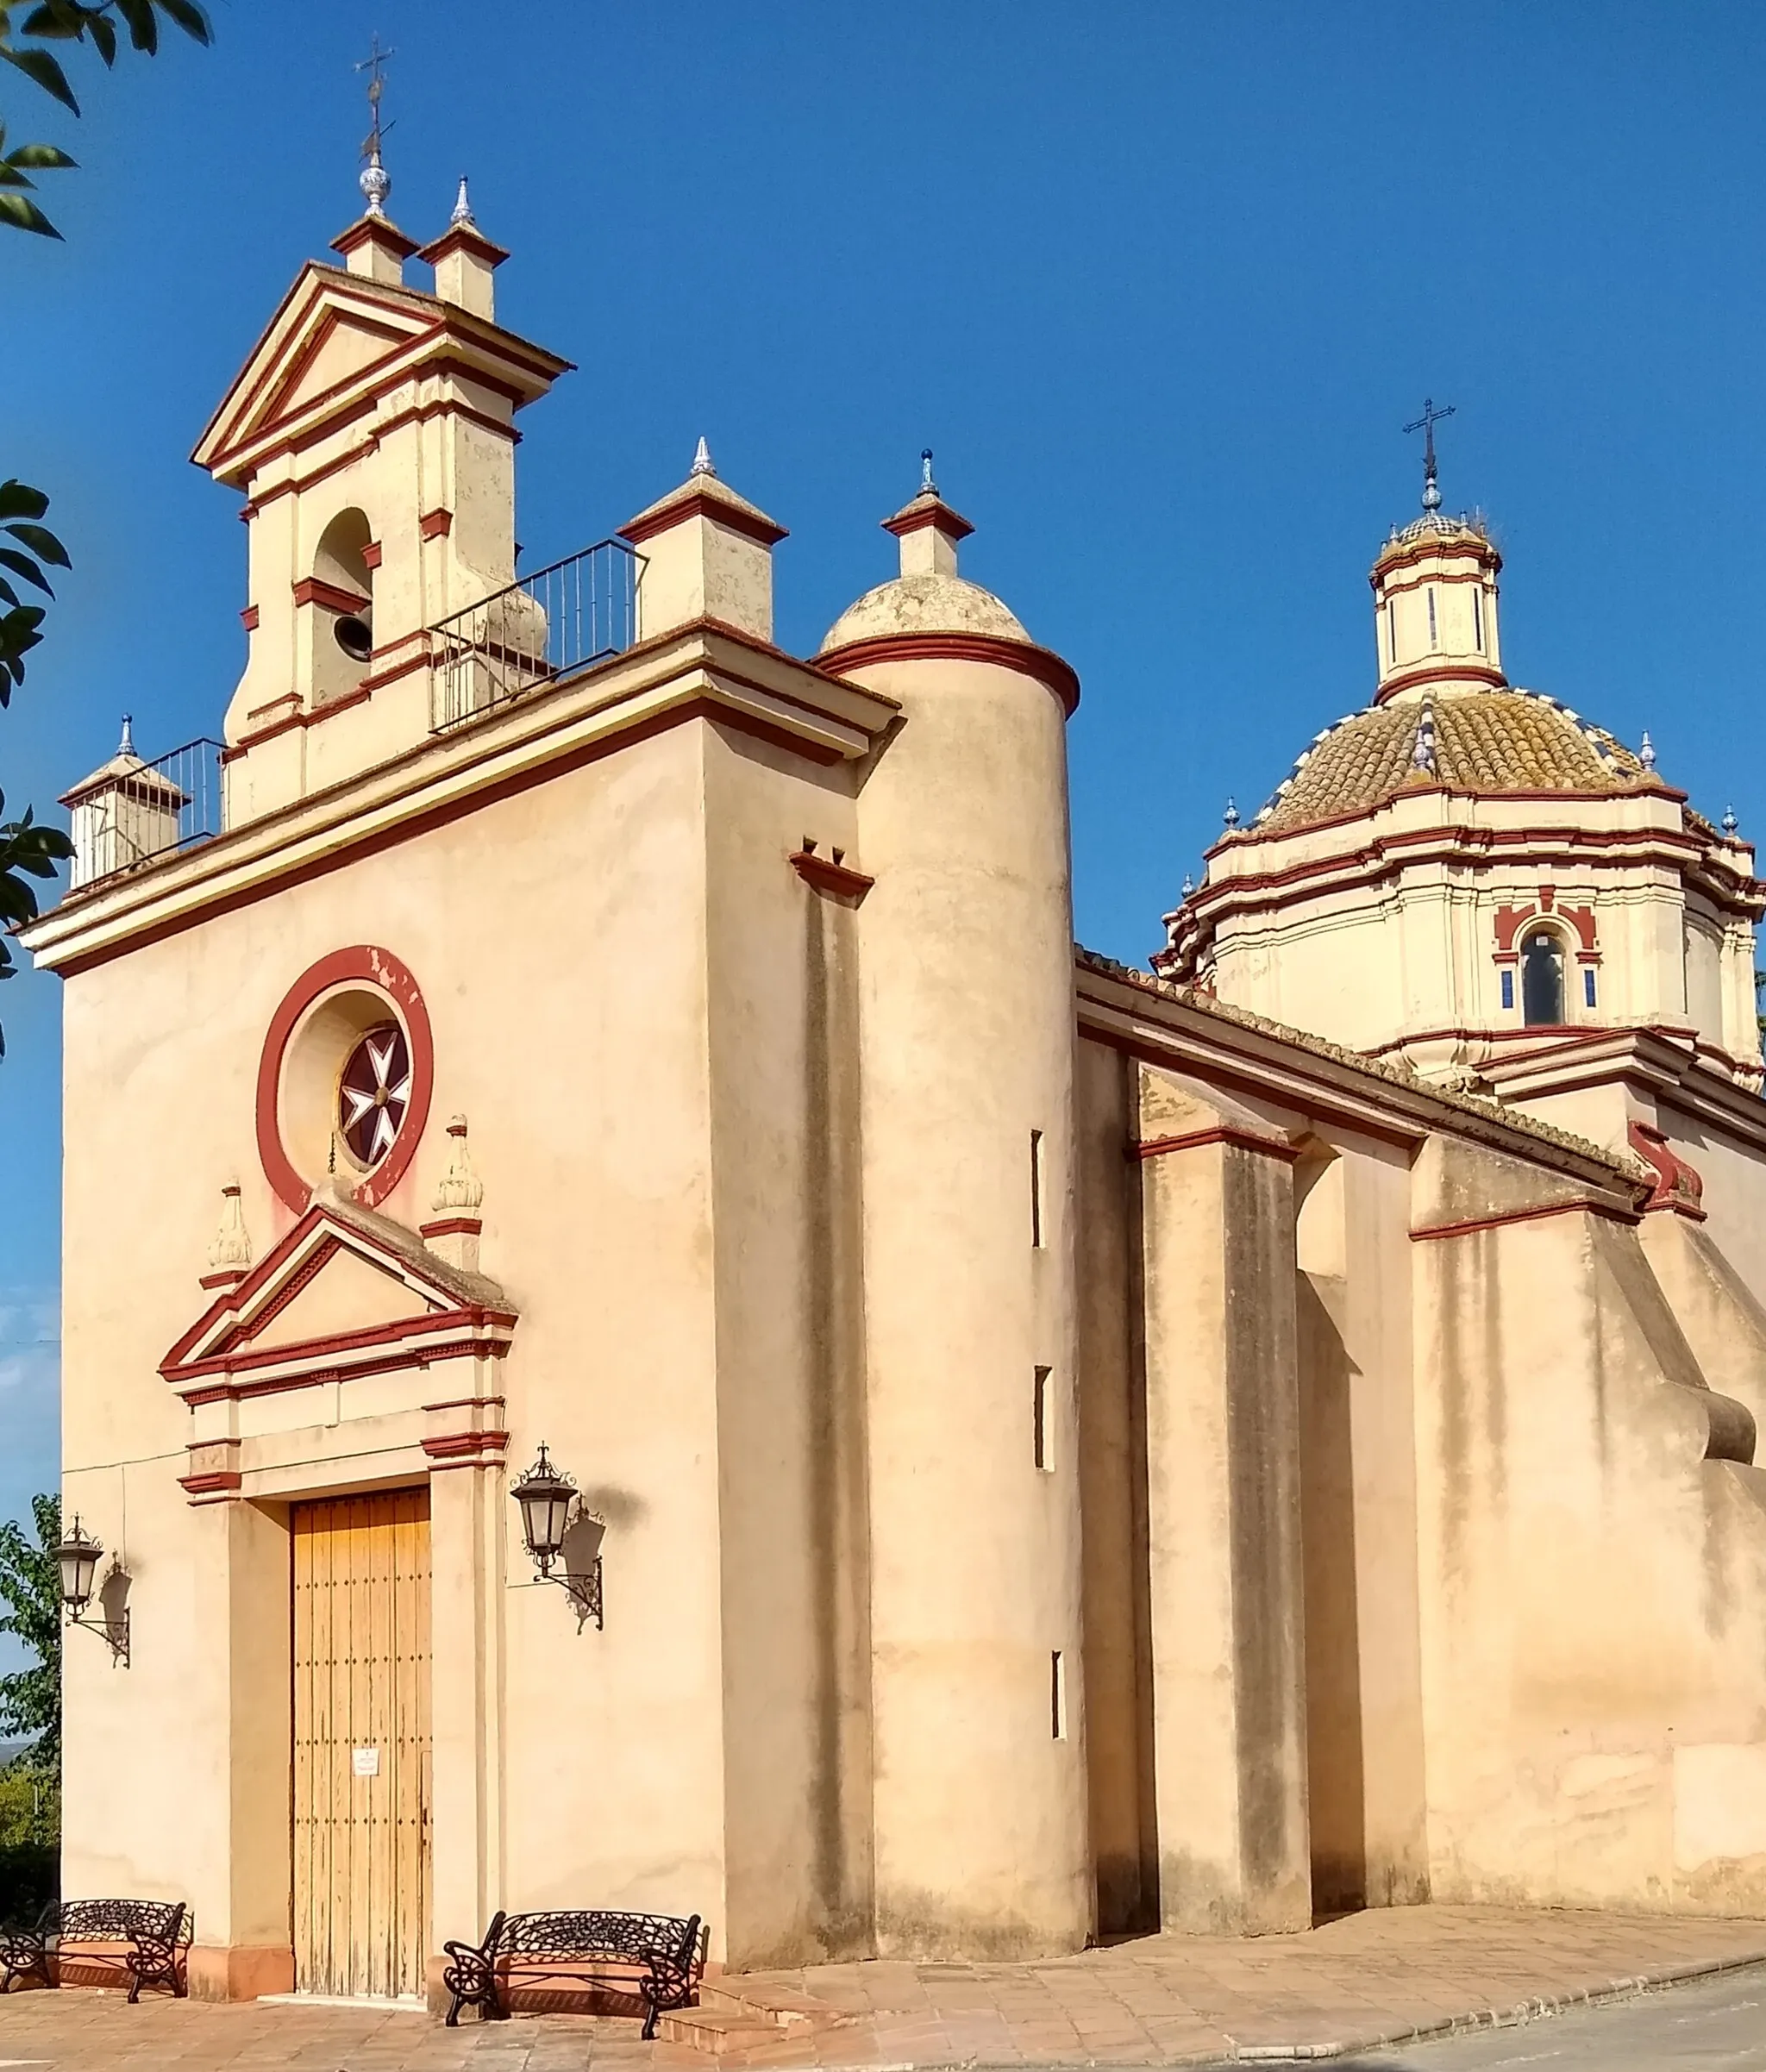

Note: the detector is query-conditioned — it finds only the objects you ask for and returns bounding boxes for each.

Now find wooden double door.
[291,1489,432,1999]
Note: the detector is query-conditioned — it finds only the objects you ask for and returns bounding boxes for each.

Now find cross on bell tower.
[1404,396,1456,513]
[354,33,396,217]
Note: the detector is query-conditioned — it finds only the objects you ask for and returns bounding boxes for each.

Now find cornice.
[1073,950,1645,1204]
[22,623,899,978]
[818,629,1080,717]
[1191,814,1762,925]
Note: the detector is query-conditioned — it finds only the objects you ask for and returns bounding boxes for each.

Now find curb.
[1227,1946,1766,2061]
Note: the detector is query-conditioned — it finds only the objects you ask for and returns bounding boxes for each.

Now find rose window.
[338,1022,412,1167]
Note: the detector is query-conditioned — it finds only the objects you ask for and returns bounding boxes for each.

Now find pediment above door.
[161,1188,516,1406]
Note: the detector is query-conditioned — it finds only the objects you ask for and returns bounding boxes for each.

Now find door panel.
[291,1488,431,1998]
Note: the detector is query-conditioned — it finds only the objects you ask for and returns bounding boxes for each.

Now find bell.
[335,609,373,663]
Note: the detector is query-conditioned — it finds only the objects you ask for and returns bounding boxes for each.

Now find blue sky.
[3,0,1764,1578]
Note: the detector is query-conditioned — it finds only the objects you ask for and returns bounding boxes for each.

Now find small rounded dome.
[819,571,1030,655]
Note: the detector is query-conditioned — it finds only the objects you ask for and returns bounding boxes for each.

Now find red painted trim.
[180,1336,510,1407]
[198,1268,247,1291]
[422,1430,510,1460]
[418,222,510,268]
[174,1305,502,1382]
[422,1394,504,1413]
[178,1469,243,1496]
[790,850,874,900]
[817,630,1080,717]
[419,1216,483,1239]
[1370,534,1503,581]
[1373,659,1508,703]
[1411,1195,1637,1242]
[354,651,428,696]
[237,395,517,520]
[240,605,260,632]
[1196,819,1716,905]
[254,948,435,1215]
[621,487,788,549]
[45,636,874,977]
[292,577,369,616]
[329,216,422,263]
[1137,1124,1299,1162]
[419,508,454,541]
[361,541,384,571]
[881,498,974,543]
[1627,1118,1708,1220]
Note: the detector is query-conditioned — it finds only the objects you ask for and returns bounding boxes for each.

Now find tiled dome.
[1254,688,1650,836]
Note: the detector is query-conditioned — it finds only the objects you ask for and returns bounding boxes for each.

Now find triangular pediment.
[191,265,438,479]
[191,260,573,484]
[161,1196,515,1397]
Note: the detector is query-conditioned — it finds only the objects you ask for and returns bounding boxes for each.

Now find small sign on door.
[352,1746,380,1777]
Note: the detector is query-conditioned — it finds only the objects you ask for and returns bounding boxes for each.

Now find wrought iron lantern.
[56,1515,128,1663]
[510,1443,603,1629]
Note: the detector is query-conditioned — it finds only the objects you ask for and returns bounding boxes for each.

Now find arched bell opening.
[1519,926,1569,1027]
[309,508,376,705]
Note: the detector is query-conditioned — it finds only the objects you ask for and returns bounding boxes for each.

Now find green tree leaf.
[4,523,68,568]
[0,484,49,523]
[0,188,61,235]
[0,550,47,594]
[5,141,76,167]
[0,41,80,113]
[0,1496,62,1764]
[115,0,156,53]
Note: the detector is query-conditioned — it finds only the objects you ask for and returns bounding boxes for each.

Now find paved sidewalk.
[0,1905,1761,2068]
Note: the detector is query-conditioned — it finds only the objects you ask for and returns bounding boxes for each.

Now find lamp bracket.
[549,1556,603,1632]
[67,1607,129,1667]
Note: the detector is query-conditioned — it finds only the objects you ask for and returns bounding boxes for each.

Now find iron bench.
[442,1906,703,2036]
[0,1898,191,2000]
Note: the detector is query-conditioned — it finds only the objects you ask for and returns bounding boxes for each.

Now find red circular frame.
[256,947,435,1214]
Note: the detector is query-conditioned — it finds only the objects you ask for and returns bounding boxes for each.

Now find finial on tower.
[920,448,936,496]
[690,436,717,479]
[117,714,135,758]
[354,34,397,216]
[450,176,475,227]
[1223,797,1240,831]
[1724,804,1740,836]
[1404,396,1456,513]
[1639,729,1656,773]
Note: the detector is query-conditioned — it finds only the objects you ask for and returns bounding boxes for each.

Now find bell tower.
[190,144,571,823]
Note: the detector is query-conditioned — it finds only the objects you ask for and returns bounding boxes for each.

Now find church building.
[22,165,1766,2006]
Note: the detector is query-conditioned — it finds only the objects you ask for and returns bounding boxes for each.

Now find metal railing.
[428,539,642,733]
[68,735,223,890]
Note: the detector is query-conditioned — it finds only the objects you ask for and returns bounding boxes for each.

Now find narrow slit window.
[1386,599,1397,662]
[1472,585,1484,653]
[1030,1129,1045,1249]
[1034,1367,1055,1472]
[1427,588,1438,648]
[1584,967,1598,1009]
[1050,1650,1068,1740]
[1501,969,1515,1012]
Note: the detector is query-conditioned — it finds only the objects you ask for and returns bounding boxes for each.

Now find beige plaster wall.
[699,723,874,1965]
[1073,1036,1156,1936]
[1293,1136,1428,1915]
[1411,1135,1766,1914]
[1135,1070,1311,1935]
[59,723,747,1970]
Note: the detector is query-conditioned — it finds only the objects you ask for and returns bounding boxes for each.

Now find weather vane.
[354,33,397,217]
[1404,397,1456,513]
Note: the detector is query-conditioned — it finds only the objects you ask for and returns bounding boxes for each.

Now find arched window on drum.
[1520,929,1567,1026]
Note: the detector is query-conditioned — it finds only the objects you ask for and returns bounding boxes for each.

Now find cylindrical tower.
[818,477,1090,1956]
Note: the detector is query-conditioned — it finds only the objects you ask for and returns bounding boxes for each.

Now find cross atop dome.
[1404,396,1456,513]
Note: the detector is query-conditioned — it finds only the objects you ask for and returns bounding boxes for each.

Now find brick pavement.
[0,1906,1762,2069]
